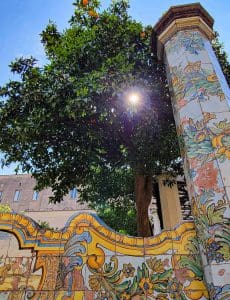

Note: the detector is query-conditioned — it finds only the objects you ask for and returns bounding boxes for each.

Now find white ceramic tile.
[200,94,229,114]
[179,98,203,120]
[209,262,230,286]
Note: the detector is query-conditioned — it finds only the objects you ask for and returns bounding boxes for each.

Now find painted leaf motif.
[179,256,203,278]
[136,266,142,282]
[108,270,122,284]
[158,269,173,280]
[185,237,199,254]
[146,257,164,273]
[104,262,113,273]
[142,262,149,278]
[219,243,230,260]
[116,280,130,292]
[128,276,138,295]
[207,204,226,225]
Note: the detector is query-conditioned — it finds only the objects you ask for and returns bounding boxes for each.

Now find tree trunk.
[135,174,153,237]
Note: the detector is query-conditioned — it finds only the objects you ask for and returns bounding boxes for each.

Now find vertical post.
[153,4,230,299]
[157,175,182,230]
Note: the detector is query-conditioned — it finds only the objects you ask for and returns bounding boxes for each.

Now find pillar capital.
[153,3,214,59]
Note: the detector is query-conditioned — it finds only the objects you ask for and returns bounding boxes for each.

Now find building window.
[13,190,21,202]
[70,188,78,199]
[0,191,2,202]
[32,191,39,201]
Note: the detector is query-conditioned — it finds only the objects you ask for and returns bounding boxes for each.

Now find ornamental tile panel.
[0,213,208,300]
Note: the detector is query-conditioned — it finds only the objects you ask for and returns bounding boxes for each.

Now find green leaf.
[142,262,149,278]
[158,269,173,280]
[116,280,130,292]
[128,276,138,295]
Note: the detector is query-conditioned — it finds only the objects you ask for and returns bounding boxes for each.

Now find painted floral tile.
[208,262,230,287]
[0,256,33,292]
[25,290,55,300]
[165,30,205,64]
[204,111,230,187]
[165,30,205,56]
[30,254,60,292]
[179,98,203,123]
[170,62,224,112]
[200,93,229,115]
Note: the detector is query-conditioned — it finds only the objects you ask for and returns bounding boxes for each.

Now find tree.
[0,0,180,236]
[89,27,230,236]
[212,31,230,85]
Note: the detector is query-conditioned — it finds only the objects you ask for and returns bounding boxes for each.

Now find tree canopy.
[212,31,230,85]
[0,0,180,236]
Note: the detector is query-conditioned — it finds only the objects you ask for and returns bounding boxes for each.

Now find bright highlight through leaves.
[128,93,141,106]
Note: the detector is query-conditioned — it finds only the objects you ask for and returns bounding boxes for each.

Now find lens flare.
[128,93,140,105]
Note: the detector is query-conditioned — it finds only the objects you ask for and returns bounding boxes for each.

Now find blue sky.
[0,0,230,175]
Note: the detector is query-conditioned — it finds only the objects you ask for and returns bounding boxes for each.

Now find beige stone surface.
[25,210,94,229]
[157,175,182,230]
[0,174,91,213]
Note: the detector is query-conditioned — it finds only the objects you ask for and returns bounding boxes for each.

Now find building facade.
[0,174,92,228]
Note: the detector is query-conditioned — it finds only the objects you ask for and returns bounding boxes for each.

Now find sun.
[127,92,141,106]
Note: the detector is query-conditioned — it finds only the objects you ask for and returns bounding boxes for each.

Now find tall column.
[154,4,230,299]
[157,174,182,230]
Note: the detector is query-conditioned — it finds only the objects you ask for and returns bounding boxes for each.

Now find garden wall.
[0,212,209,300]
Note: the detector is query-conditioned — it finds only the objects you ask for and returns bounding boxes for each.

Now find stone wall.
[0,174,89,213]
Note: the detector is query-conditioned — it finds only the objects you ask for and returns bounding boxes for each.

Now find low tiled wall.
[0,212,208,299]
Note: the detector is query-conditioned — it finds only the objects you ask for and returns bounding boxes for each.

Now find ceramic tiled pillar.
[154,4,230,299]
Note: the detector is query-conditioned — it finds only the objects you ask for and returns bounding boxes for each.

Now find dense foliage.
[212,31,230,85]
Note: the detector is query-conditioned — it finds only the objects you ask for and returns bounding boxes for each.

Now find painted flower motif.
[122,263,135,278]
[162,258,170,268]
[95,290,113,300]
[156,294,169,300]
[175,267,190,284]
[146,257,164,273]
[194,161,218,192]
[218,269,225,276]
[120,292,131,300]
[169,280,181,293]
[206,242,224,263]
[139,278,153,295]
[209,282,230,300]
[89,274,102,291]
[177,98,187,109]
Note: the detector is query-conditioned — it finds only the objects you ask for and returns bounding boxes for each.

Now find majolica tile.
[0,212,210,298]
[208,262,230,287]
[225,187,230,203]
[0,232,11,258]
[179,98,203,121]
[217,158,230,188]
[0,257,32,292]
[25,290,55,300]
[200,93,229,114]
[144,234,173,256]
[164,30,203,62]
[8,233,32,258]
[165,40,186,65]
[0,292,10,300]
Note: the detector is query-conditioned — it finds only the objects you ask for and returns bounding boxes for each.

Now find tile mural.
[0,212,209,300]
